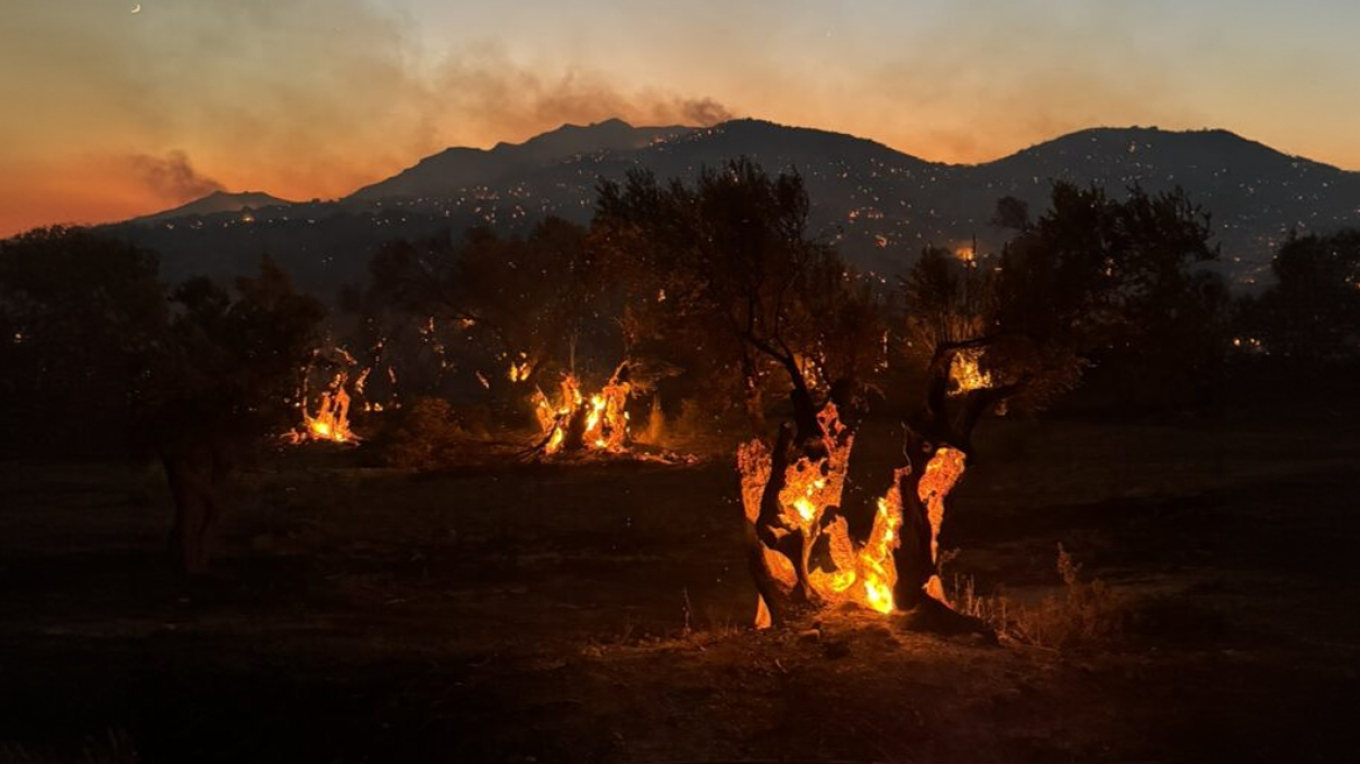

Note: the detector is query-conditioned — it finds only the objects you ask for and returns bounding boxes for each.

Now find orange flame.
[534,367,631,456]
[299,374,356,443]
[507,352,533,382]
[918,446,966,602]
[739,406,968,625]
[949,348,993,395]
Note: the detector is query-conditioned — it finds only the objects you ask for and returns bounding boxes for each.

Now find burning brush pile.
[285,346,398,446]
[531,364,632,457]
[287,370,360,445]
[525,361,694,464]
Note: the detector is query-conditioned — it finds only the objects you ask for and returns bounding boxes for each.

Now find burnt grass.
[2,396,1360,763]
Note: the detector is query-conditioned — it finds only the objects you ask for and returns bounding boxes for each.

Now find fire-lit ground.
[1,393,1359,763]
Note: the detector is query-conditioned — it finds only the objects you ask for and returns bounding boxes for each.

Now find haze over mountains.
[108,118,1360,299]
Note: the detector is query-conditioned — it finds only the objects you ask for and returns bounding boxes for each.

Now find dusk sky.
[3,0,1357,237]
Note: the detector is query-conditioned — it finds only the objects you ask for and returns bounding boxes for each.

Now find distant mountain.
[968,127,1360,276]
[132,190,294,224]
[349,118,694,200]
[113,119,1360,298]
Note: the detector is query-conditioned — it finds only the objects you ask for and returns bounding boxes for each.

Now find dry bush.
[376,397,475,470]
[953,544,1127,649]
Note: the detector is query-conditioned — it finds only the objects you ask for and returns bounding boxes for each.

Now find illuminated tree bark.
[740,341,1017,633]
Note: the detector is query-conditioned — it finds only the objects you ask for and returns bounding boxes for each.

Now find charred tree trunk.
[558,405,591,454]
[744,422,814,627]
[828,377,867,431]
[888,432,993,636]
[891,434,935,612]
[887,340,1021,635]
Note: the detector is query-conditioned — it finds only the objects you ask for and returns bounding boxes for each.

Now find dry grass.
[952,544,1128,649]
[0,730,138,764]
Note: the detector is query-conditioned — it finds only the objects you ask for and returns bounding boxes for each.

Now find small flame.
[507,353,533,382]
[298,374,356,443]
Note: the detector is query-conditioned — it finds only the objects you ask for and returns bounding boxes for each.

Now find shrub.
[377,397,472,470]
[953,544,1127,649]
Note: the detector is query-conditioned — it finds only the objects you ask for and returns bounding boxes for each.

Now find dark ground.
[2,392,1359,763]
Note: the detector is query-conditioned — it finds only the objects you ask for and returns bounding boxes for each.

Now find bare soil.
[2,401,1359,763]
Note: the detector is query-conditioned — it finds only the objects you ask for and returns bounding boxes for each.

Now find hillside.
[112,119,1360,298]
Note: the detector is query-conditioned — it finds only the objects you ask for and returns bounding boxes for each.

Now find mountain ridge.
[348,118,694,200]
[115,118,1360,297]
[131,190,295,224]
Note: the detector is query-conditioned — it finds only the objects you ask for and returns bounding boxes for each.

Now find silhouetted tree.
[996,182,1225,409]
[596,161,902,628]
[145,259,325,572]
[594,159,886,440]
[0,226,166,452]
[1236,229,1360,363]
[355,219,603,413]
[885,181,1222,619]
[0,227,324,573]
[989,195,1031,232]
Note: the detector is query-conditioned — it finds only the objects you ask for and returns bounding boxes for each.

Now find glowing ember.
[507,352,533,382]
[948,348,993,395]
[857,473,908,613]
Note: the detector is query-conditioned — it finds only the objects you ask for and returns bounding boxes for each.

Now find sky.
[3,0,1358,237]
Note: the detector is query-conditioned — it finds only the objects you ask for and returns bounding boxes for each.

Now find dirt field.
[2,398,1359,763]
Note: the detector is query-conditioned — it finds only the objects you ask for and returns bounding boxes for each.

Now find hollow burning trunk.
[891,434,966,612]
[739,421,825,627]
[531,364,634,458]
[739,403,975,630]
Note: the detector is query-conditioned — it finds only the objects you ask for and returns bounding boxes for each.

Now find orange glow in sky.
[3,0,1358,237]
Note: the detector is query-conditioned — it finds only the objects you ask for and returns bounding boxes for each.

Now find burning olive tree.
[874,182,1223,627]
[0,227,324,573]
[594,160,902,626]
[596,171,1222,629]
[356,218,670,457]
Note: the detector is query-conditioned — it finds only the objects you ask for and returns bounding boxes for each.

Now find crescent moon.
[131,4,142,13]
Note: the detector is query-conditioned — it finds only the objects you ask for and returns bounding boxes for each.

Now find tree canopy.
[593,159,887,439]
[1236,229,1360,363]
[0,226,324,571]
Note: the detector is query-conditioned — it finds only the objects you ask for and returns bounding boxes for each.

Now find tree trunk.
[163,442,231,575]
[742,423,813,627]
[889,431,993,636]
[559,405,591,454]
[890,434,939,612]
